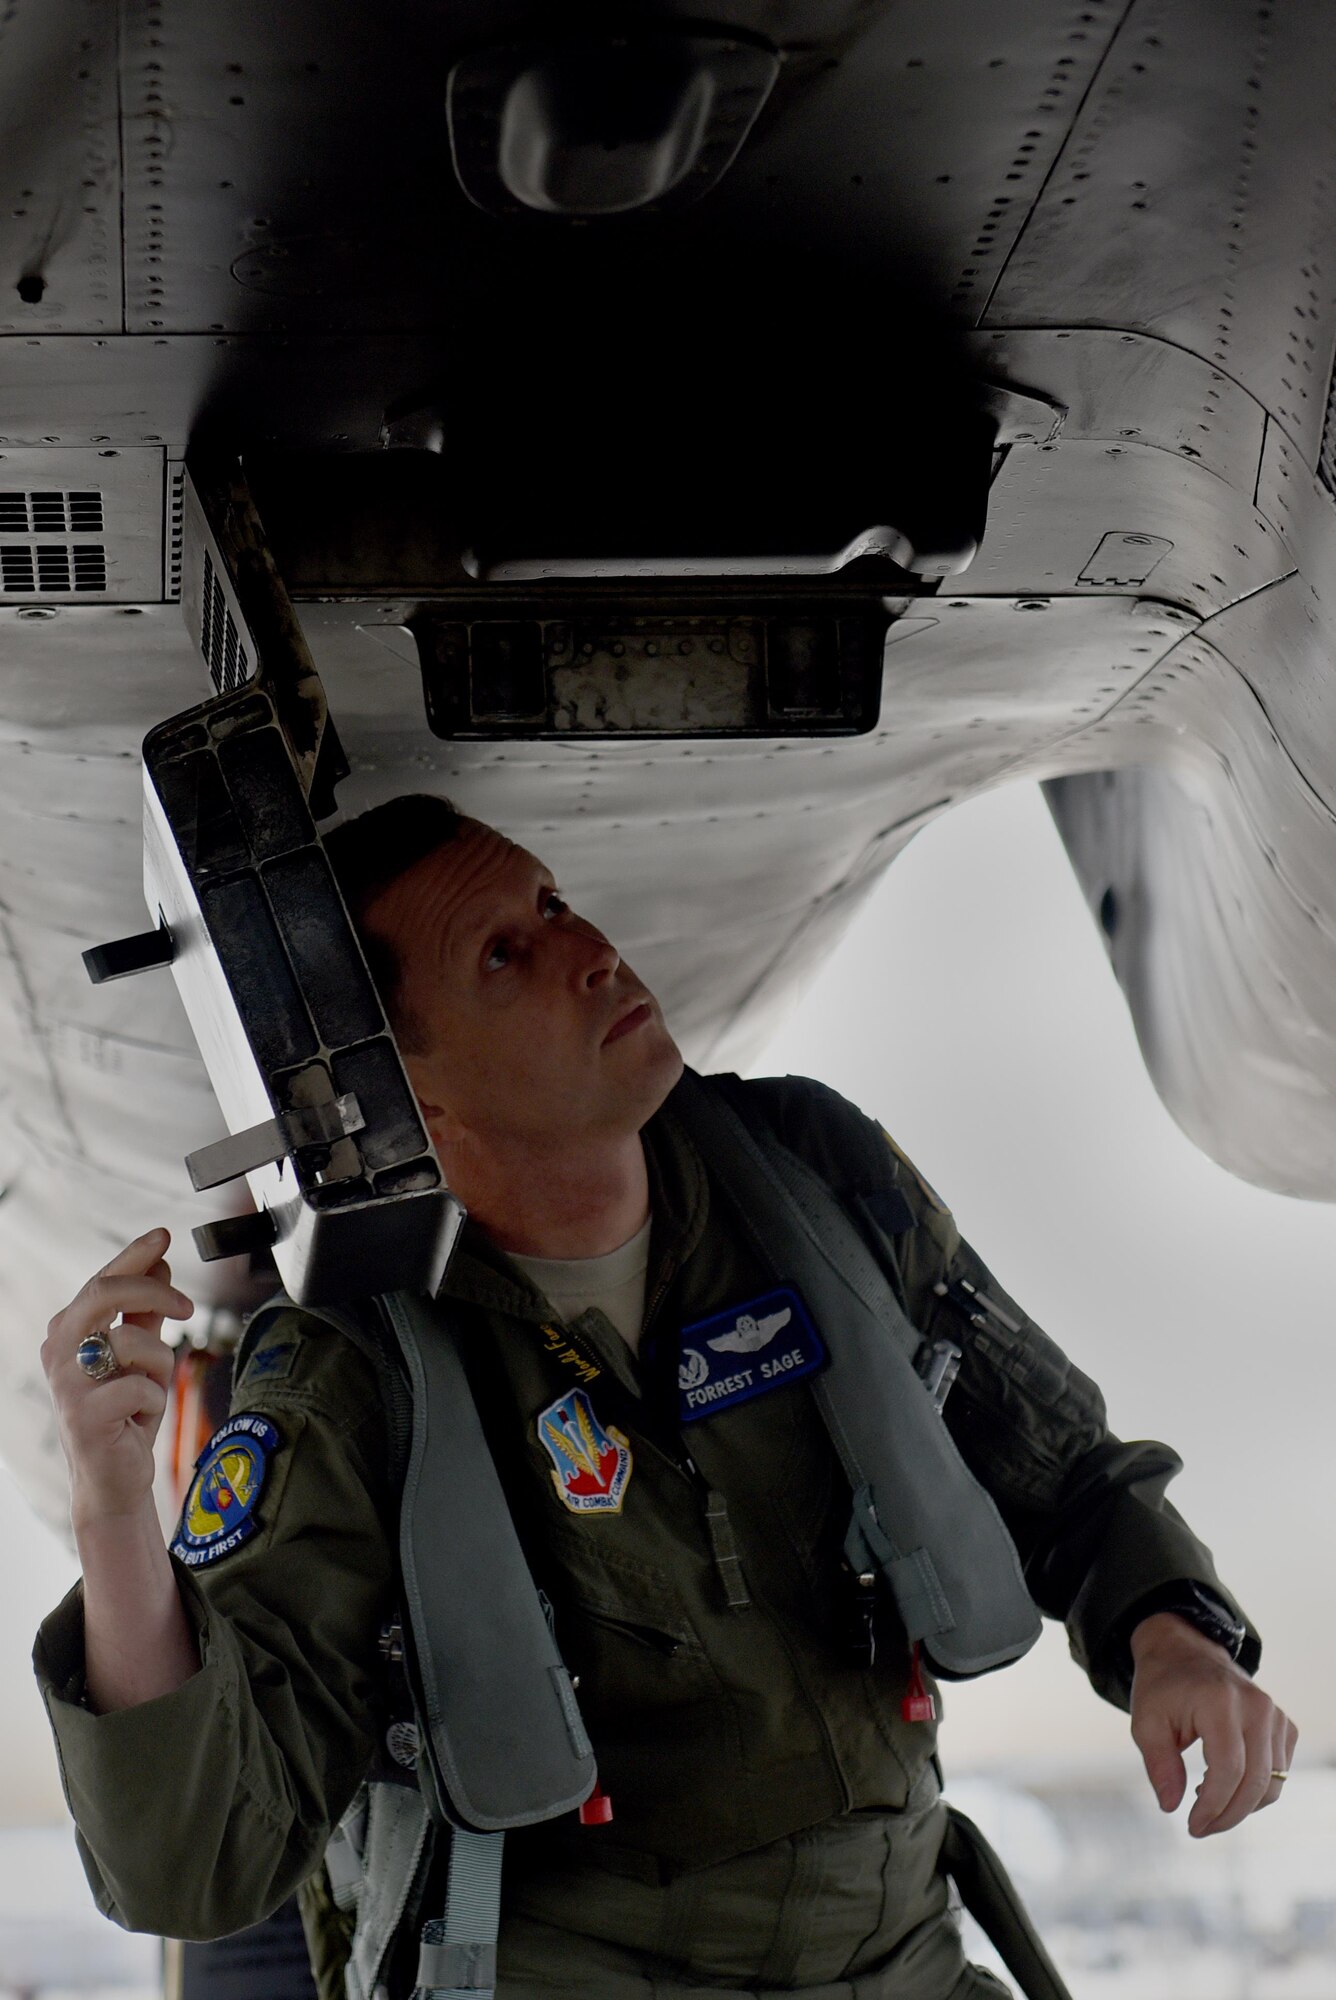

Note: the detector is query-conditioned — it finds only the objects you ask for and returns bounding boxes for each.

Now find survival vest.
[237,1069,1051,2000]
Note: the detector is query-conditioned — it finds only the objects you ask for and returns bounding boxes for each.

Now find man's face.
[362,818,683,1151]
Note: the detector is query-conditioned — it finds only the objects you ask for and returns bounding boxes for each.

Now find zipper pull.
[848,1567,878,1668]
[579,1779,614,1826]
[901,1640,937,1724]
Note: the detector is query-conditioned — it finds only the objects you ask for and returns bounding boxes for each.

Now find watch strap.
[1109,1579,1248,1694]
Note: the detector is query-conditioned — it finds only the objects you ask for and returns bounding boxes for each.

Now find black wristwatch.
[1120,1579,1249,1676]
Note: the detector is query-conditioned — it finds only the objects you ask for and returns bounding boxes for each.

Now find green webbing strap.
[941,1808,1074,2000]
[704,1488,752,1609]
[412,1828,506,2000]
[345,1783,435,2000]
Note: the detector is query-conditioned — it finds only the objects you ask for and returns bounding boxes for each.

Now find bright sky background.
[2,779,1332,1832]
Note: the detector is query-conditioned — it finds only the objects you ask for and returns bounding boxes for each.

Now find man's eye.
[542,892,568,920]
[483,938,512,972]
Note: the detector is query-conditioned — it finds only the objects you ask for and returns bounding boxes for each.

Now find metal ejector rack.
[83,454,463,1304]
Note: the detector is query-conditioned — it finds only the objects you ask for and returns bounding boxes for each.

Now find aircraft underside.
[3,0,1336,1542]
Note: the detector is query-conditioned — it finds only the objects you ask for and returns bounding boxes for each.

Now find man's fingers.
[1186,1720,1246,1836]
[64,1273,194,1344]
[1132,1708,1188,1812]
[1255,1714,1289,1812]
[98,1321,177,1394]
[1254,1709,1299,1813]
[43,1232,190,1372]
[95,1227,171,1281]
[67,1369,168,1433]
[43,1273,193,1390]
[1188,1707,1274,1837]
[119,1257,180,1337]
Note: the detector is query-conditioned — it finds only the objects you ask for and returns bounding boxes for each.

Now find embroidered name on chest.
[677,1286,827,1422]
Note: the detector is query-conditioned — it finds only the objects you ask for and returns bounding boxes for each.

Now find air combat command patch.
[538,1389,633,1515]
[171,1412,281,1569]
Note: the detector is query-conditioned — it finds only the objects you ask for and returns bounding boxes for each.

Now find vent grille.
[166,464,185,601]
[1322,379,1336,500]
[1,542,108,592]
[0,489,104,533]
[200,547,250,692]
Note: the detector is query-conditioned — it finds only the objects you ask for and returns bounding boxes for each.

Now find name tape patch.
[170,1413,281,1569]
[678,1286,827,1423]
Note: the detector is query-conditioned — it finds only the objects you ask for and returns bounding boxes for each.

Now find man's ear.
[415,1095,468,1155]
[403,1053,467,1153]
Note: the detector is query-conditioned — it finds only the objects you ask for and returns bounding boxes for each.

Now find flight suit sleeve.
[32,1308,396,1941]
[882,1128,1262,1706]
[755,1076,1262,1710]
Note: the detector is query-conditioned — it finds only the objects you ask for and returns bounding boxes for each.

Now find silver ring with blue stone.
[75,1332,121,1382]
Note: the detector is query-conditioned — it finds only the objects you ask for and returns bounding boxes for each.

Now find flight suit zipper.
[640,1250,676,1353]
[529,1307,697,1484]
[523,1219,853,1819]
[641,1253,759,1607]
[541,1275,756,1613]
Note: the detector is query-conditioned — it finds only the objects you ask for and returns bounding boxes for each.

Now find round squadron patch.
[170,1413,281,1569]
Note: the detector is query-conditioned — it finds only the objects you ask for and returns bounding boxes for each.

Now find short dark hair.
[324,793,465,1049]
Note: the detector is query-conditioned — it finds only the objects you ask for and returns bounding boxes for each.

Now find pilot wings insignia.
[707,1307,792,1355]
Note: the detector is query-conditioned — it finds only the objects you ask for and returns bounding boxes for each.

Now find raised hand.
[42,1227,195,1529]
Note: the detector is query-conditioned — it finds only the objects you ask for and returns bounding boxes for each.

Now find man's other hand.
[42,1226,194,1529]
[1129,1610,1297,1836]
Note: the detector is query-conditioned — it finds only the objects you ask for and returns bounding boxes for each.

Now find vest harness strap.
[376,1288,595,1834]
[334,1780,434,2000]
[672,1069,1043,1676]
[411,1827,506,2000]
[941,1809,1075,2000]
[232,1297,589,2000]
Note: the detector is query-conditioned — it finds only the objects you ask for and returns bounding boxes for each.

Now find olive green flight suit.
[33,1073,1259,1999]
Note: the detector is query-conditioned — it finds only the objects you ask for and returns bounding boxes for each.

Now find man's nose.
[570,920,619,989]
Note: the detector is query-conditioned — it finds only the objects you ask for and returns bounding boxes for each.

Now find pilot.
[34,794,1296,2000]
